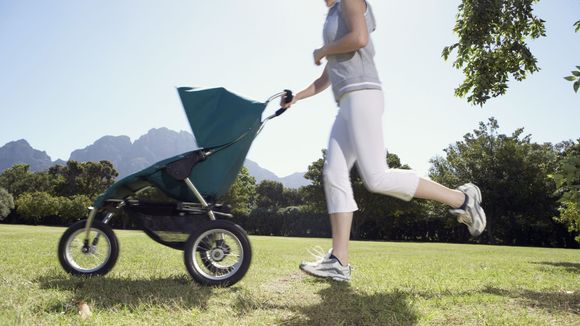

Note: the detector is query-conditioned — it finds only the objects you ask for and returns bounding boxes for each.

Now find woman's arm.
[282,65,330,108]
[314,0,368,65]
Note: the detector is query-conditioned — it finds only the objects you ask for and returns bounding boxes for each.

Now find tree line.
[0,161,117,225]
[0,118,578,247]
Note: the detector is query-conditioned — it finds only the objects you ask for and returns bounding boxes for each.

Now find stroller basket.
[126,201,208,250]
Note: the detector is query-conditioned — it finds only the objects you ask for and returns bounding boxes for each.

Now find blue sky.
[1,0,579,177]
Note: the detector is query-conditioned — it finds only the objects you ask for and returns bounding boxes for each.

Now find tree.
[220,166,256,216]
[15,192,61,224]
[552,139,580,242]
[302,151,327,213]
[0,165,56,197]
[564,66,580,93]
[0,187,14,221]
[49,160,118,198]
[59,195,92,223]
[0,164,32,197]
[563,21,580,92]
[443,0,548,105]
[281,187,305,208]
[429,117,572,246]
[255,180,285,209]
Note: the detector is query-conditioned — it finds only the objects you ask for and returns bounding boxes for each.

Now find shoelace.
[457,213,473,226]
[305,246,328,263]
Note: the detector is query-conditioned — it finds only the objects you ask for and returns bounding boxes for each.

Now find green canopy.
[93,87,266,208]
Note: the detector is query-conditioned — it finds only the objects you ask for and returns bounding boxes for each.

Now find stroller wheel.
[184,220,251,286]
[58,220,119,276]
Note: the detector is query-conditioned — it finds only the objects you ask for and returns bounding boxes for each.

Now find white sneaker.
[299,247,352,282]
[449,183,487,236]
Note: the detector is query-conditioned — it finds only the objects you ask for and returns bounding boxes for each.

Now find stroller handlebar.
[263,89,293,121]
[257,89,293,135]
[274,89,294,117]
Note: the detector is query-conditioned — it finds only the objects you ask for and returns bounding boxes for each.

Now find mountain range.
[0,128,309,188]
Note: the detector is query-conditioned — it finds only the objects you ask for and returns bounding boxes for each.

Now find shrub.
[0,187,15,221]
[59,195,92,223]
[16,192,60,224]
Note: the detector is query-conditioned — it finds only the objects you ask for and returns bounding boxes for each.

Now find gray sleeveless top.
[323,0,382,102]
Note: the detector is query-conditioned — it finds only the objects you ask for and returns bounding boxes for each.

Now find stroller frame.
[58,89,293,286]
[83,90,289,236]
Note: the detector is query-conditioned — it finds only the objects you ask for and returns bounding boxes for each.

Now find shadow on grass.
[233,280,418,325]
[531,261,580,274]
[483,286,579,314]
[291,281,418,325]
[36,274,214,313]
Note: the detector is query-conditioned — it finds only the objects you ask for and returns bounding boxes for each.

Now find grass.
[0,224,579,325]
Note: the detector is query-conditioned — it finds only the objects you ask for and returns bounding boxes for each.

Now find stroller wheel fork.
[183,178,227,242]
[184,178,217,220]
[83,206,117,244]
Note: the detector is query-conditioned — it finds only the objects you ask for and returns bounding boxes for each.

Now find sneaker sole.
[456,183,486,237]
[299,265,351,282]
[470,184,486,233]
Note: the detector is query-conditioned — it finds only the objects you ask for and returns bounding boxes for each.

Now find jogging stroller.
[57,87,293,286]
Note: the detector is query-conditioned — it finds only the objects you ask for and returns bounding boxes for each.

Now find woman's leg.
[330,212,353,265]
[323,109,357,265]
[322,95,463,267]
[342,89,421,202]
[323,112,357,214]
[343,89,485,235]
[300,108,355,281]
[414,177,465,208]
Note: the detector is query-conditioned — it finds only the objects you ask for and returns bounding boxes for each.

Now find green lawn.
[0,224,578,325]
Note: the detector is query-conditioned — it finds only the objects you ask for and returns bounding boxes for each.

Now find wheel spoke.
[190,228,245,281]
[65,227,111,273]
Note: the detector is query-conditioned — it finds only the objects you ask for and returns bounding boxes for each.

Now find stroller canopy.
[93,87,267,208]
[180,87,265,149]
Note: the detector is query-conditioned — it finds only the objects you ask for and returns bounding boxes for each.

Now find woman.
[282,0,486,282]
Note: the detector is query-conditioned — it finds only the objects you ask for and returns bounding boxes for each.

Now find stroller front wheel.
[184,220,252,286]
[58,220,119,276]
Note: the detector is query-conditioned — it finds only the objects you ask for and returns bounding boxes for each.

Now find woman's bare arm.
[314,0,368,65]
[282,65,330,108]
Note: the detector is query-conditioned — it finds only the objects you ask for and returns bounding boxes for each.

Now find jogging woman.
[282,0,486,282]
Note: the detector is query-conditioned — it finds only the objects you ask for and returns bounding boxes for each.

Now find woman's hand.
[313,47,327,66]
[280,93,297,109]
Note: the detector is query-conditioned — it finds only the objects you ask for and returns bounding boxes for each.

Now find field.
[0,224,578,325]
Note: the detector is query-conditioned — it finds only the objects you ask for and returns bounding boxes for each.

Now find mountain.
[244,159,279,183]
[69,135,134,174]
[0,129,310,188]
[245,160,310,188]
[0,139,53,172]
[280,172,310,189]
[70,128,197,178]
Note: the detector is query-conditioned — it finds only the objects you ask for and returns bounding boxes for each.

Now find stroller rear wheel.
[58,220,119,276]
[184,220,251,286]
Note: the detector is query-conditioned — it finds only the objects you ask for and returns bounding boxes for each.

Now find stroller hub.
[210,248,226,261]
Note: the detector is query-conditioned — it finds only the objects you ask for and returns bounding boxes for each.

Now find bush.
[233,207,330,238]
[15,192,93,225]
[59,195,92,223]
[16,192,61,224]
[0,187,15,221]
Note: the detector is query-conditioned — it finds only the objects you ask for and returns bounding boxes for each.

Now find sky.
[0,0,579,178]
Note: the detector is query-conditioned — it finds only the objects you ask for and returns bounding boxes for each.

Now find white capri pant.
[323,89,419,214]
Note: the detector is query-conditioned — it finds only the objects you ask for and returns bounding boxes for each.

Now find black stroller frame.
[57,90,293,286]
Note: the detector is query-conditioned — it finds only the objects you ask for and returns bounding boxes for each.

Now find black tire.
[58,220,119,276]
[184,220,252,286]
